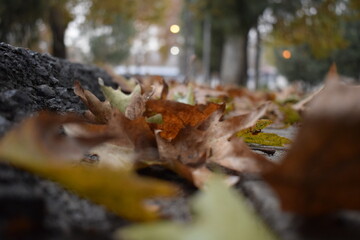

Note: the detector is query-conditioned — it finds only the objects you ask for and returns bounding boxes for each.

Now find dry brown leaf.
[145,100,221,141]
[154,102,273,186]
[74,81,112,123]
[124,86,146,120]
[203,103,274,173]
[109,109,158,160]
[264,68,360,215]
[64,106,158,168]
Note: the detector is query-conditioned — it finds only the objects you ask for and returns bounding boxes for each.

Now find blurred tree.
[0,0,46,49]
[84,0,168,65]
[189,0,359,86]
[86,0,168,25]
[89,16,135,64]
[190,0,269,86]
[275,18,360,84]
[271,0,348,58]
[0,0,72,58]
[47,0,73,58]
[0,0,167,60]
[275,45,331,84]
[333,19,360,79]
[272,0,360,84]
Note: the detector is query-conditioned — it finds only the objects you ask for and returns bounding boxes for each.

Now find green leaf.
[118,175,278,240]
[99,78,141,113]
[0,112,178,221]
[237,119,291,147]
[174,84,196,105]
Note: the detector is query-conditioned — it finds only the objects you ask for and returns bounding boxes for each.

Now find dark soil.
[1,42,360,240]
[0,42,125,240]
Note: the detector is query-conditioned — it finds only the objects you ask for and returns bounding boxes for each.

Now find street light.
[170,24,180,34]
[282,50,292,59]
[170,46,180,55]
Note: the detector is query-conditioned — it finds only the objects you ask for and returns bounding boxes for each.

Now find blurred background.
[0,0,359,90]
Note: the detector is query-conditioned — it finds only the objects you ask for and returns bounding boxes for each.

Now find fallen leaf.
[74,80,272,187]
[264,68,360,215]
[108,109,159,162]
[145,100,221,141]
[99,78,141,113]
[237,119,291,147]
[203,103,274,173]
[118,175,277,240]
[292,86,323,113]
[74,80,112,123]
[0,112,178,221]
[99,78,153,120]
[154,103,274,185]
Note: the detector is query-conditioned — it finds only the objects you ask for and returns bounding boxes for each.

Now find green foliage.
[271,0,348,59]
[332,19,360,79]
[89,16,134,64]
[272,0,360,83]
[118,175,277,240]
[84,0,169,64]
[86,0,168,26]
[237,119,291,147]
[275,45,332,84]
[275,18,360,84]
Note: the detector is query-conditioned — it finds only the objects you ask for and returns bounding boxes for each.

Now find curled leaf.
[74,81,112,123]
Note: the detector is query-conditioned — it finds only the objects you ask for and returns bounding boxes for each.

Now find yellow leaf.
[0,112,178,221]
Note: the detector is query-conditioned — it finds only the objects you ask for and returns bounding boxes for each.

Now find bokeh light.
[282,50,292,59]
[170,46,180,55]
[170,24,180,34]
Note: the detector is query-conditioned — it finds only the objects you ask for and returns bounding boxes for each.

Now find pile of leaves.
[1,65,360,239]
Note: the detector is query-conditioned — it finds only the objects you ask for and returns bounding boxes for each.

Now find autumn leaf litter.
[1,65,360,239]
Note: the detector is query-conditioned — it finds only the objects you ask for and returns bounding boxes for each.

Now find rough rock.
[0,42,115,133]
[0,43,125,240]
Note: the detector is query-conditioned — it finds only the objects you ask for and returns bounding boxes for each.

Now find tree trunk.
[220,31,249,86]
[254,26,261,90]
[48,5,68,59]
[181,0,195,84]
[202,12,212,83]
